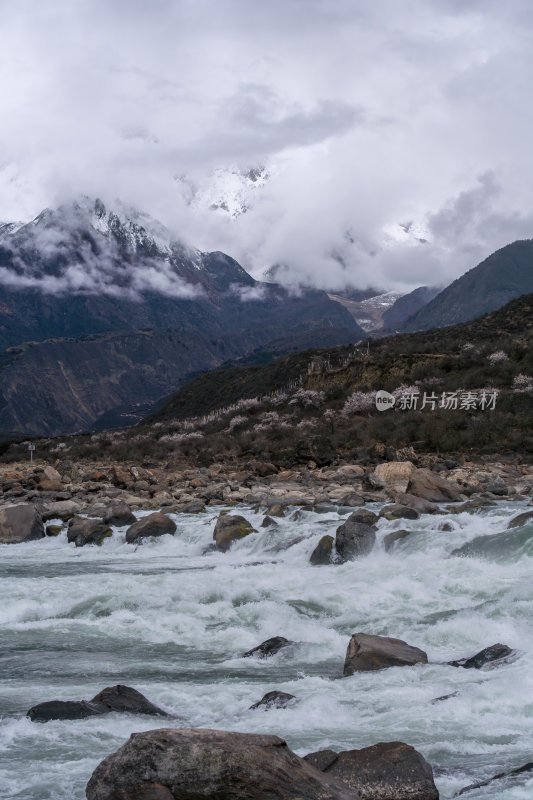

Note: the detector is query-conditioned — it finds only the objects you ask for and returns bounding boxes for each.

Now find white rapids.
[1,501,533,799]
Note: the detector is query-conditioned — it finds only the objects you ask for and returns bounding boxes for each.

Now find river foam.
[1,501,532,799]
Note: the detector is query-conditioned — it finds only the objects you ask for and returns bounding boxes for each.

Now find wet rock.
[307,741,439,800]
[41,499,80,521]
[456,761,533,796]
[374,462,415,493]
[407,468,462,503]
[392,493,439,515]
[28,685,169,722]
[437,521,453,531]
[67,517,112,547]
[343,633,428,675]
[103,502,136,527]
[383,529,411,552]
[335,515,376,561]
[45,524,63,537]
[243,636,293,658]
[507,510,533,529]
[90,684,169,716]
[431,691,459,703]
[86,728,357,800]
[260,515,279,528]
[27,700,104,722]
[249,690,296,710]
[310,534,334,565]
[265,503,286,517]
[449,642,514,669]
[348,508,379,525]
[213,513,255,552]
[0,504,44,544]
[380,504,419,521]
[125,513,176,544]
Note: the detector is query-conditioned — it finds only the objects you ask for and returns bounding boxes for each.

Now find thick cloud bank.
[1,0,532,291]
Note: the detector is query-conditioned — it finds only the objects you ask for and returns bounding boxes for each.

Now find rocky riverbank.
[1,456,532,544]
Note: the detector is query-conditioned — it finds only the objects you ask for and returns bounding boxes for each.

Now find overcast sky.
[1,0,533,291]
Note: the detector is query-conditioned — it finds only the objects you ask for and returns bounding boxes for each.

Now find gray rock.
[175,499,206,514]
[0,504,44,544]
[67,517,112,547]
[243,636,293,658]
[407,468,463,503]
[383,529,411,552]
[260,515,279,528]
[86,728,358,800]
[249,690,296,710]
[307,741,439,800]
[27,684,169,722]
[335,515,376,561]
[304,750,340,772]
[380,504,419,520]
[213,513,255,552]
[456,761,533,796]
[347,508,379,525]
[449,642,514,669]
[41,499,80,522]
[125,513,176,543]
[103,502,136,527]
[310,534,334,565]
[507,510,533,529]
[343,633,428,675]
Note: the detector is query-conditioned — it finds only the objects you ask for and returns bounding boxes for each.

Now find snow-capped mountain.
[176,165,271,219]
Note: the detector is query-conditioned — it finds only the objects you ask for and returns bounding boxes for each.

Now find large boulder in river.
[86,728,358,800]
[213,513,255,552]
[67,516,112,547]
[0,504,44,544]
[103,502,136,527]
[407,468,462,503]
[305,741,439,800]
[343,633,428,675]
[335,515,376,561]
[28,684,168,722]
[125,512,176,543]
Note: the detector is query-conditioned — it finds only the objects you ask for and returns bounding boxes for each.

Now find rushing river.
[1,501,533,799]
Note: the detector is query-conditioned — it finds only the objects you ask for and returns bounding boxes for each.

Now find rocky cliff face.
[0,198,364,437]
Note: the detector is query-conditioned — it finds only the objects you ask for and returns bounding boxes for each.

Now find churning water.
[1,502,533,799]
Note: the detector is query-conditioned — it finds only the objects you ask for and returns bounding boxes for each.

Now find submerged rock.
[249,690,296,710]
[67,517,112,547]
[0,503,44,544]
[383,529,411,552]
[507,510,533,529]
[456,761,533,796]
[449,642,514,669]
[343,633,428,675]
[125,512,176,543]
[335,515,376,561]
[243,636,293,659]
[27,684,169,722]
[306,741,439,800]
[85,728,358,800]
[213,513,255,551]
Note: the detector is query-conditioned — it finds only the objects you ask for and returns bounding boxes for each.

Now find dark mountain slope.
[382,285,441,329]
[402,239,533,331]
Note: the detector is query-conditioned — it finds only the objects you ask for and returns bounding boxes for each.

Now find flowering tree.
[342,390,375,414]
[487,350,509,364]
